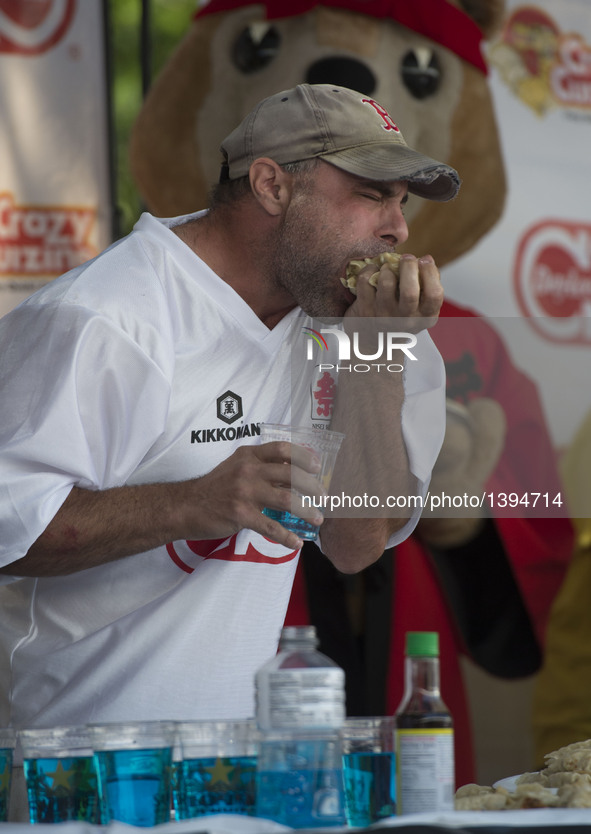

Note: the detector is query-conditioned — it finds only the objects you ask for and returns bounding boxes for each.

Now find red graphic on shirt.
[166,532,298,573]
[312,371,336,419]
[514,218,591,344]
[0,0,76,55]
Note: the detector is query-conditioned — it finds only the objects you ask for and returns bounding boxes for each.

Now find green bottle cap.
[405,631,439,657]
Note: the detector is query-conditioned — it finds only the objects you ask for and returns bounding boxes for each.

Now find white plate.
[493,773,558,795]
[493,774,521,791]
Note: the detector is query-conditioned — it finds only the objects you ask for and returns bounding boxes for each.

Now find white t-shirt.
[0,211,445,729]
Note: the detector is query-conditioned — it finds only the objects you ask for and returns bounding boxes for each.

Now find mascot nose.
[305,57,376,96]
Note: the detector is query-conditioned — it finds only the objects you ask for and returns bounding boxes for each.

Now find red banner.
[442,0,591,454]
[0,0,113,315]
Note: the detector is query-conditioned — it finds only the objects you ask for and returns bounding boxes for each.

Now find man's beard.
[270,192,393,319]
[270,196,352,320]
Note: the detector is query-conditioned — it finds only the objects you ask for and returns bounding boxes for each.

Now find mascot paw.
[418,397,507,548]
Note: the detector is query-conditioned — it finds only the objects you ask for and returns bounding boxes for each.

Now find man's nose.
[382,205,409,246]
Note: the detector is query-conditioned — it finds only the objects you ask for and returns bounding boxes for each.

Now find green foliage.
[108,0,196,238]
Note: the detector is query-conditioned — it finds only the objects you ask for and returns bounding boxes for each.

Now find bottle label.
[257,668,345,730]
[396,729,454,815]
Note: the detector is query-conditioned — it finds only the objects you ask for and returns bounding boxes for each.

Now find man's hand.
[5,442,325,577]
[345,254,443,330]
[185,440,325,549]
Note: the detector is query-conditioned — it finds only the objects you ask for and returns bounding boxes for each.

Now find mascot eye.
[400,49,442,99]
[232,23,281,73]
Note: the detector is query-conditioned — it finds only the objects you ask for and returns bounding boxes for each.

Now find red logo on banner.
[0,192,97,278]
[0,0,76,55]
[551,35,591,111]
[501,6,559,75]
[490,6,591,115]
[514,219,591,345]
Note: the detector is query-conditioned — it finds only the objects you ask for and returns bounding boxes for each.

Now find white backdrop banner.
[442,0,591,453]
[0,0,112,316]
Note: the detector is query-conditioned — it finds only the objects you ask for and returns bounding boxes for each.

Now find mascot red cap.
[195,0,488,73]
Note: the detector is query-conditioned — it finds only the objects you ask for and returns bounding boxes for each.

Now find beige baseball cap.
[220,83,460,201]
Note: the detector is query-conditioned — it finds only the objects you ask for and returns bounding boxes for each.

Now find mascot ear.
[458,0,505,39]
[401,0,507,267]
[129,15,223,216]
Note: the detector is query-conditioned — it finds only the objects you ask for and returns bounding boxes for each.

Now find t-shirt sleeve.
[0,302,172,569]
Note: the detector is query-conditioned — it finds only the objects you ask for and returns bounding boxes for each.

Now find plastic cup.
[0,728,16,822]
[89,720,175,827]
[341,716,396,826]
[174,719,258,819]
[20,725,100,824]
[259,423,345,540]
[256,728,345,828]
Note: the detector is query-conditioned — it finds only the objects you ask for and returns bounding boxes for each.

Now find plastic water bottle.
[255,625,346,828]
[395,631,455,814]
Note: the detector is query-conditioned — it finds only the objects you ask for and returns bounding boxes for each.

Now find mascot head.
[130,0,506,267]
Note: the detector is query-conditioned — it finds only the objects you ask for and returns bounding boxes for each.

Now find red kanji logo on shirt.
[312,370,336,419]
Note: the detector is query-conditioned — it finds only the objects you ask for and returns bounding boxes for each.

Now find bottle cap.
[280,625,318,644]
[405,631,439,657]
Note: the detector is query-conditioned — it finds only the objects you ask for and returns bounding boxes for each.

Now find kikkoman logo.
[303,327,417,373]
[190,390,260,444]
[216,390,243,424]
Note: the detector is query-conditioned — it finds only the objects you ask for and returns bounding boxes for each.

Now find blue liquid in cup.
[342,751,396,826]
[94,747,172,827]
[257,738,345,828]
[175,754,257,819]
[0,749,13,822]
[262,508,319,540]
[171,760,183,820]
[23,755,100,823]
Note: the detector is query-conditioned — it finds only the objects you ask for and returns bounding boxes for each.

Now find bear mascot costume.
[129,0,573,785]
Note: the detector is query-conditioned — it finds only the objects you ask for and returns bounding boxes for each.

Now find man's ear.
[249,158,293,216]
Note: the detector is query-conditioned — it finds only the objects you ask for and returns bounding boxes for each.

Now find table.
[3,809,591,833]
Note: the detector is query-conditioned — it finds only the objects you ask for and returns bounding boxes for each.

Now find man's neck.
[173,212,297,328]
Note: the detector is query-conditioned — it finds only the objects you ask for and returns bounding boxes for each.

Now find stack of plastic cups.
[0,729,16,823]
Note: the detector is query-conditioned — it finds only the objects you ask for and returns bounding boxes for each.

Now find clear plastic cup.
[20,725,100,824]
[341,716,397,826]
[259,423,345,540]
[89,720,175,827]
[174,719,258,819]
[0,728,17,822]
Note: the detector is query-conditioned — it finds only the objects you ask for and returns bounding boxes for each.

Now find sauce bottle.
[395,631,455,814]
